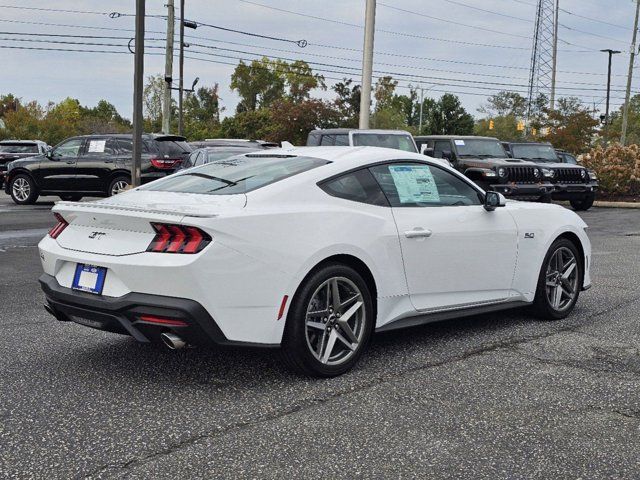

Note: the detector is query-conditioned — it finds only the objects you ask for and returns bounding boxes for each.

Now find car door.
[369,161,519,312]
[75,137,120,192]
[36,137,85,191]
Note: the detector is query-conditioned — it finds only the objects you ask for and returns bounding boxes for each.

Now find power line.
[194,21,307,47]
[0,41,629,104]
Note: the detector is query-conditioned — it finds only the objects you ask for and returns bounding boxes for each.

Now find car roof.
[70,133,187,141]
[244,145,428,165]
[0,139,45,144]
[309,128,413,135]
[505,141,553,146]
[414,135,499,141]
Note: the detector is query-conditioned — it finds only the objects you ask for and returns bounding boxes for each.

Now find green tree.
[332,78,360,127]
[479,91,527,117]
[230,58,286,112]
[423,94,474,135]
[183,84,223,140]
[143,74,166,131]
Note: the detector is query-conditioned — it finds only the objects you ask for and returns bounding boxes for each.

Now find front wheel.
[281,264,374,377]
[108,176,131,196]
[570,193,595,211]
[531,238,582,320]
[10,174,39,205]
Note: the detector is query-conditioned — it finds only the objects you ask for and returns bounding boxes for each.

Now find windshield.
[454,139,506,158]
[352,133,416,152]
[142,155,329,195]
[511,144,558,162]
[0,144,38,153]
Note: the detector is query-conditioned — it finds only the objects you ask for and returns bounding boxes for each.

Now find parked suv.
[4,134,191,205]
[502,142,598,211]
[0,140,50,188]
[307,129,418,153]
[415,136,553,201]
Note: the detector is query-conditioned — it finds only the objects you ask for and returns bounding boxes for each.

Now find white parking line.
[0,228,49,240]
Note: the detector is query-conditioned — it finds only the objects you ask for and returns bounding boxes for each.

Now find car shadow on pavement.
[56,306,551,389]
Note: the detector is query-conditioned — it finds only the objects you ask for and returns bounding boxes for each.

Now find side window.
[52,138,84,158]
[369,163,482,207]
[84,138,118,157]
[565,154,577,164]
[320,135,335,146]
[307,133,320,146]
[319,169,389,207]
[334,134,349,146]
[432,140,452,159]
[117,139,134,155]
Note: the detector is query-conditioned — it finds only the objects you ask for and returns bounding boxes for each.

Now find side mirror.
[484,191,506,211]
[442,150,453,160]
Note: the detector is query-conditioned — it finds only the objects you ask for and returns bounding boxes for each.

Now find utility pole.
[358,0,376,129]
[132,0,145,188]
[549,0,559,110]
[162,0,175,134]
[418,86,424,134]
[178,0,185,136]
[621,0,640,146]
[601,49,622,148]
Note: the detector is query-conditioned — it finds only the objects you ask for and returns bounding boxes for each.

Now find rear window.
[156,140,192,157]
[0,143,38,153]
[352,133,416,152]
[142,155,330,195]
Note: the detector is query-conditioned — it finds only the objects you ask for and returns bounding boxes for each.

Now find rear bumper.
[40,273,278,348]
[490,183,553,198]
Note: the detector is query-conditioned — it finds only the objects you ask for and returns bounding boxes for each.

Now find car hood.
[512,159,584,169]
[5,154,44,167]
[462,157,540,167]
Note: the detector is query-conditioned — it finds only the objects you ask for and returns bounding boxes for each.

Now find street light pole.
[601,49,621,148]
[178,0,185,136]
[132,0,145,188]
[162,0,175,134]
[358,0,376,129]
[621,0,640,146]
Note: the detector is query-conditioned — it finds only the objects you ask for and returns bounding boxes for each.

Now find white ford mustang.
[38,146,591,377]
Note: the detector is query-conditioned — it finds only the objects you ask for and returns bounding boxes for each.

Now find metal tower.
[526,0,556,126]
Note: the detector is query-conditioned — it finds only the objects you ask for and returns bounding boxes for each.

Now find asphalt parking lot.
[0,192,639,479]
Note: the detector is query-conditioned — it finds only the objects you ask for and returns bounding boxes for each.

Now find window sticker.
[454,139,465,146]
[88,140,106,153]
[388,165,440,204]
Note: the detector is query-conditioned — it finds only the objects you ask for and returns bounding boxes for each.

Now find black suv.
[415,135,553,201]
[0,140,50,188]
[4,134,191,205]
[502,142,598,211]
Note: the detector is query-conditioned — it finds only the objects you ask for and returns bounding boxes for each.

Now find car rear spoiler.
[54,201,219,218]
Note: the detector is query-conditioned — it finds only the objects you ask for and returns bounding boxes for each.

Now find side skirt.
[375,300,531,333]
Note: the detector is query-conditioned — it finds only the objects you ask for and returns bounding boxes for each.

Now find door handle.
[404,228,432,239]
[65,160,75,164]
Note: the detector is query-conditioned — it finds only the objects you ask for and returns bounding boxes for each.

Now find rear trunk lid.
[52,191,246,256]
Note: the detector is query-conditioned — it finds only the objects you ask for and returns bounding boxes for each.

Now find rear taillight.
[48,213,69,239]
[147,223,211,254]
[151,158,181,169]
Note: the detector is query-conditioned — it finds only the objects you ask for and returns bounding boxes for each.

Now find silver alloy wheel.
[545,246,579,312]
[111,180,129,196]
[305,277,366,366]
[12,177,30,202]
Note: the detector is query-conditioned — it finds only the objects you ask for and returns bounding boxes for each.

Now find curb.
[593,201,640,209]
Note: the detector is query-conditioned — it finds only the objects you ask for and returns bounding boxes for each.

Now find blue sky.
[0,0,637,120]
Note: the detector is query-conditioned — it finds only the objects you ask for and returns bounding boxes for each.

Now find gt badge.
[88,232,107,240]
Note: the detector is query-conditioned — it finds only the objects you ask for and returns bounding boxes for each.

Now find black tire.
[108,175,131,196]
[9,173,39,205]
[281,263,374,377]
[531,238,583,320]
[570,193,595,211]
[59,194,83,201]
